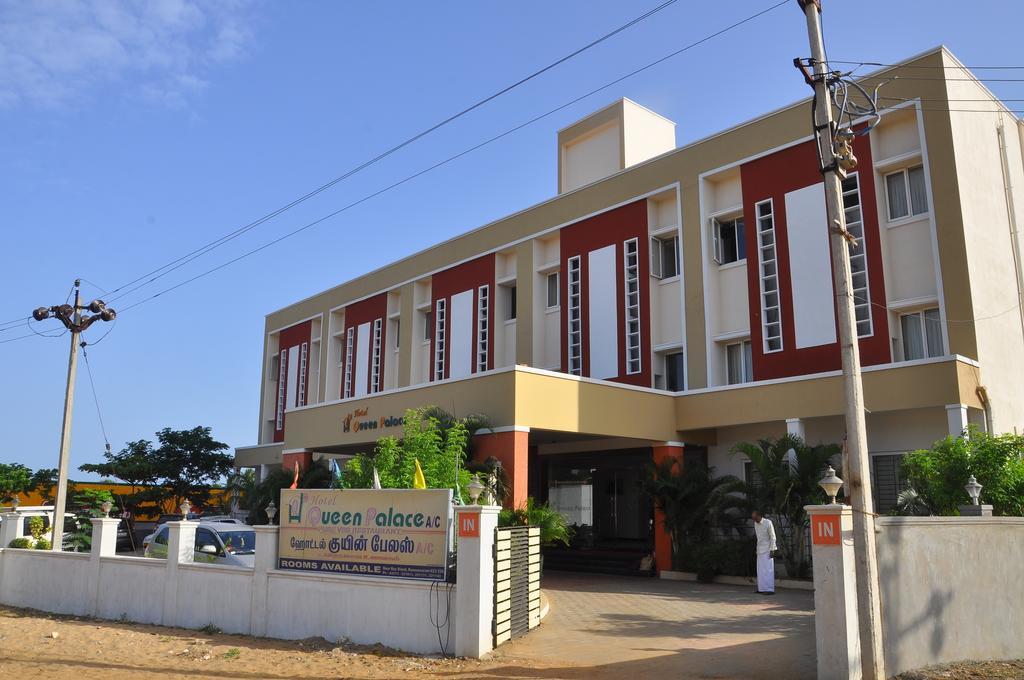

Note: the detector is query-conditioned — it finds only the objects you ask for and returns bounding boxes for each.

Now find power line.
[98,0,683,305]
[828,60,1024,70]
[81,345,111,453]
[115,0,791,315]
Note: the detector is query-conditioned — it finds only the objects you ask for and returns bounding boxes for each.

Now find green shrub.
[27,516,45,541]
[498,498,572,546]
[7,537,32,549]
[677,540,756,581]
[33,537,51,550]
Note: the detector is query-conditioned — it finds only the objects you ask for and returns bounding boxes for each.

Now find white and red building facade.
[237,47,1024,573]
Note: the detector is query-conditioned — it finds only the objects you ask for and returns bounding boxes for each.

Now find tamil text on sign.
[278,488,451,581]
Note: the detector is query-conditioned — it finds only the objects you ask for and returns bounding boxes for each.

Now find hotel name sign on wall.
[342,407,403,433]
[278,488,451,581]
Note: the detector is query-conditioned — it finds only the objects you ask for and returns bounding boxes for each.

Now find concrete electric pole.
[32,280,116,551]
[795,2,886,678]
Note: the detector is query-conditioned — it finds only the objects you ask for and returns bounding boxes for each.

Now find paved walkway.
[482,572,816,679]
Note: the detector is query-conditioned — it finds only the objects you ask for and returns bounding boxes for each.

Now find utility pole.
[32,280,116,551]
[795,2,885,678]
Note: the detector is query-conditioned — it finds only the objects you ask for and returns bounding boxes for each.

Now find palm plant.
[723,434,840,578]
[642,458,739,570]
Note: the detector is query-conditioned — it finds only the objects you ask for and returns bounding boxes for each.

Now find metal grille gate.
[493,526,541,646]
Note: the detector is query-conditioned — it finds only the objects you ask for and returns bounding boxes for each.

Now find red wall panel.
[430,253,496,380]
[560,199,651,387]
[273,319,313,443]
[342,293,389,396]
[739,134,890,380]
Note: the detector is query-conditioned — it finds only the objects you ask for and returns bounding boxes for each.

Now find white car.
[143,521,256,568]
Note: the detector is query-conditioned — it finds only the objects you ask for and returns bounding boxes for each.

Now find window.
[269,353,280,381]
[755,200,782,352]
[712,217,746,265]
[842,174,873,337]
[369,318,383,394]
[885,165,928,221]
[872,453,907,513]
[392,319,400,349]
[154,528,169,545]
[665,351,685,391]
[275,349,287,430]
[743,461,765,491]
[195,528,221,556]
[434,298,446,380]
[726,340,753,385]
[477,285,489,372]
[297,342,308,407]
[342,327,355,398]
[505,285,517,321]
[900,308,943,360]
[650,235,680,279]
[624,238,642,375]
[546,272,559,308]
[567,256,582,376]
[423,311,432,342]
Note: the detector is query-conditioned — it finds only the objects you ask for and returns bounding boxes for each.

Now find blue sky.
[2,0,1022,478]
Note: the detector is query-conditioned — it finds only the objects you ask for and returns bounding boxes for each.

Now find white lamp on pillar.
[819,465,843,505]
[179,499,191,517]
[265,501,277,525]
[100,500,113,517]
[10,494,19,512]
[964,475,982,506]
[467,475,484,505]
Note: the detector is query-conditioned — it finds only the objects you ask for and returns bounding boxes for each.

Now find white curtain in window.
[908,166,928,215]
[923,308,943,357]
[901,313,925,360]
[742,341,753,381]
[727,343,743,384]
[886,173,908,219]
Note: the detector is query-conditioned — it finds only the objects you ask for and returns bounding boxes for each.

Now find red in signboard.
[458,512,480,538]
[811,514,841,545]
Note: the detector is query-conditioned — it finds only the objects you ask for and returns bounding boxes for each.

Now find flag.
[289,460,300,490]
[412,459,427,489]
[372,466,382,490]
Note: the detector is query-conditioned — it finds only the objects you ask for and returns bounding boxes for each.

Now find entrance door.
[593,466,646,541]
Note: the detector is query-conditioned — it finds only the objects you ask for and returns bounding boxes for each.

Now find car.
[143,521,256,568]
[196,515,245,525]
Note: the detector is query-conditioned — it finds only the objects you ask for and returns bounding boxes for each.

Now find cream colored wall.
[529,237,559,370]
[716,264,749,335]
[561,121,621,194]
[622,99,676,168]
[945,58,1024,432]
[651,277,682,348]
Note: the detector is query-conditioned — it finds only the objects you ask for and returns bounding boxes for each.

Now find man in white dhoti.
[752,510,777,594]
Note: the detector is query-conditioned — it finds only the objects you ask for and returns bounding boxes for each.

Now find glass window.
[506,286,517,321]
[154,528,169,545]
[900,308,943,360]
[726,340,753,385]
[665,352,685,391]
[195,528,221,555]
[423,311,431,342]
[713,217,746,265]
[872,454,907,513]
[886,166,928,221]
[651,235,679,278]
[217,530,256,555]
[546,272,559,308]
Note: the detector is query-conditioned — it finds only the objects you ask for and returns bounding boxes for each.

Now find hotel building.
[235,47,1024,572]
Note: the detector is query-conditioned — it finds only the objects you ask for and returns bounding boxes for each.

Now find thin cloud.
[0,0,255,109]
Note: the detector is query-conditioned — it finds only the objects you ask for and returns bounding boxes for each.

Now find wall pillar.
[89,517,120,615]
[806,505,862,680]
[454,505,500,658]
[472,429,529,508]
[250,525,280,636]
[0,512,23,547]
[945,404,969,437]
[162,520,197,628]
[652,443,685,573]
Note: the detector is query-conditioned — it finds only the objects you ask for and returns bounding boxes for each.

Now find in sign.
[811,514,840,545]
[458,512,480,538]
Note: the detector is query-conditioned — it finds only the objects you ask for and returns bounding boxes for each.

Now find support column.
[652,442,685,573]
[250,525,279,636]
[0,512,23,547]
[89,517,120,615]
[162,520,197,628]
[945,404,969,437]
[472,429,529,508]
[454,505,500,658]
[807,505,863,680]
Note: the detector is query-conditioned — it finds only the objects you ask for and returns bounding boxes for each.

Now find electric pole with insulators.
[32,279,116,551]
[795,1,886,678]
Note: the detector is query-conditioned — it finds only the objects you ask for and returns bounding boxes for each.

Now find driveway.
[483,572,816,679]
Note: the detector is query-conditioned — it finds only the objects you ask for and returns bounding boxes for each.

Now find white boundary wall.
[807,507,1024,679]
[0,507,501,658]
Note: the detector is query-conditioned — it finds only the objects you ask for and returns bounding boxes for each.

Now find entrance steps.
[541,547,655,577]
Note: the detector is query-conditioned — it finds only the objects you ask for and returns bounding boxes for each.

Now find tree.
[233,459,335,525]
[901,428,1024,516]
[28,468,58,504]
[79,426,232,513]
[642,458,739,569]
[341,407,471,500]
[0,463,32,503]
[724,435,840,578]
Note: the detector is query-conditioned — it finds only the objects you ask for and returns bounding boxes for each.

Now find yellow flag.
[412,459,427,489]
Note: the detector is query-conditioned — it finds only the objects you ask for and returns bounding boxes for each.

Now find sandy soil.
[893,660,1024,680]
[0,605,541,679]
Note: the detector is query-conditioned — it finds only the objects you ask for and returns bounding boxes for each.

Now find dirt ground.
[893,660,1024,680]
[0,605,549,679]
